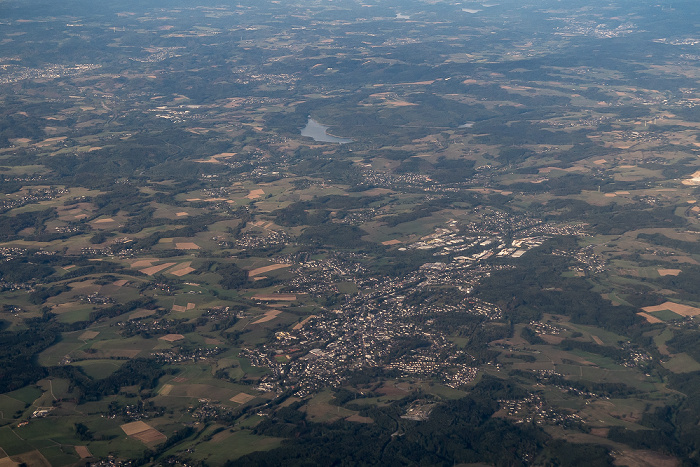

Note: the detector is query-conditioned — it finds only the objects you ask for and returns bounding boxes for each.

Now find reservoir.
[301,117,354,144]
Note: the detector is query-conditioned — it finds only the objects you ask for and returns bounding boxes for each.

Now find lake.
[301,117,354,144]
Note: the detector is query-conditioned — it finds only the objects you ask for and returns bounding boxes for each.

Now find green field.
[73,360,126,379]
[182,429,283,464]
[39,445,81,467]
[662,353,700,373]
[0,426,35,456]
[0,394,29,424]
[4,388,42,407]
[650,309,684,322]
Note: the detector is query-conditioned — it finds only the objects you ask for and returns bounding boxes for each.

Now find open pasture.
[661,353,700,373]
[37,379,73,401]
[37,446,80,466]
[649,309,684,321]
[183,429,283,465]
[160,383,239,403]
[300,390,357,423]
[230,393,256,404]
[0,395,27,426]
[53,304,94,324]
[73,360,126,379]
[248,263,291,277]
[7,450,51,467]
[0,427,33,456]
[4,387,42,406]
[251,293,297,301]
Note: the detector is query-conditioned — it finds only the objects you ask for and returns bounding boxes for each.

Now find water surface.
[301,118,353,144]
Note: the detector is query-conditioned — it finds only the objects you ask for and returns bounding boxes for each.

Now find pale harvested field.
[172,305,187,312]
[539,166,580,173]
[638,312,663,324]
[382,239,402,245]
[682,170,700,186]
[133,428,167,445]
[175,242,200,250]
[643,301,700,317]
[293,315,317,330]
[159,384,173,396]
[246,189,265,199]
[140,262,176,275]
[248,263,291,277]
[79,331,99,340]
[608,142,634,149]
[131,259,156,268]
[658,269,682,276]
[195,152,236,163]
[93,218,115,224]
[75,446,92,459]
[168,259,188,267]
[159,334,185,342]
[171,266,195,276]
[37,136,67,146]
[386,100,417,107]
[113,279,129,286]
[539,335,564,344]
[167,261,191,273]
[252,309,282,324]
[121,421,152,436]
[0,458,17,467]
[361,188,393,196]
[230,392,256,404]
[175,212,189,217]
[252,294,297,301]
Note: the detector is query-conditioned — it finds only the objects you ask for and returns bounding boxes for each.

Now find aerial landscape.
[3,0,700,465]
